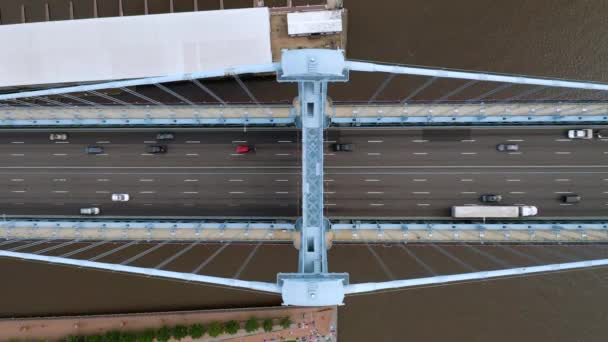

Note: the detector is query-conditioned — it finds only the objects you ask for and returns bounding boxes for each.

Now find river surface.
[2,0,608,341]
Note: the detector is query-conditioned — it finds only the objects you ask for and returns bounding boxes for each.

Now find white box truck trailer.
[451,205,538,218]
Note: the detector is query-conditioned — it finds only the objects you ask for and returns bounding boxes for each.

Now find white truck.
[451,205,538,218]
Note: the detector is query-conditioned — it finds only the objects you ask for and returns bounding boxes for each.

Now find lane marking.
[52,153,67,156]
[369,203,384,206]
[10,141,24,144]
[461,191,477,194]
[324,179,335,182]
[507,139,524,142]
[461,152,477,155]
[53,178,66,182]
[506,179,521,182]
[461,139,476,142]
[139,191,156,194]
[555,139,571,142]
[96,141,111,144]
[230,153,243,156]
[366,191,384,194]
[54,141,69,144]
[139,179,154,182]
[96,179,110,182]
[275,179,289,182]
[183,191,199,194]
[508,152,522,155]
[555,179,570,182]
[140,153,153,156]
[510,191,526,194]
[10,154,24,156]
[95,191,109,194]
[412,140,428,143]
[184,179,199,182]
[143,140,155,143]
[232,140,247,143]
[324,140,336,143]
[10,179,23,182]
[324,153,336,156]
[368,140,383,143]
[229,191,245,194]
[11,190,26,193]
[143,203,153,206]
[367,152,381,156]
[325,203,336,206]
[554,191,573,194]
[186,153,199,156]
[413,152,428,155]
[229,179,244,182]
[560,203,574,206]
[278,140,292,143]
[95,153,108,156]
[275,191,289,194]
[412,191,430,194]
[417,203,430,206]
[186,140,200,144]
[52,190,69,193]
[413,179,427,182]
[275,153,291,156]
[460,179,474,182]
[365,179,381,182]
[324,191,336,194]
[555,152,571,155]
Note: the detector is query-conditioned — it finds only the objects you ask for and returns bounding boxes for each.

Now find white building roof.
[0,8,272,88]
[287,10,343,36]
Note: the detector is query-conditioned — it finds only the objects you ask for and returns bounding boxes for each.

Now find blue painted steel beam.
[331,114,608,126]
[0,117,295,127]
[332,222,608,231]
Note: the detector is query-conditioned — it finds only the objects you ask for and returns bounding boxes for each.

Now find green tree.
[137,329,156,342]
[188,324,206,339]
[208,321,224,337]
[171,325,189,340]
[84,335,102,342]
[279,317,292,329]
[224,320,240,335]
[262,318,274,332]
[62,336,82,342]
[118,332,137,342]
[156,326,171,342]
[104,331,121,342]
[245,317,260,333]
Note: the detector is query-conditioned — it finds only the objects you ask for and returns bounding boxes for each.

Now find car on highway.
[480,194,502,203]
[332,143,354,152]
[567,128,593,139]
[146,145,167,154]
[111,193,130,202]
[80,207,100,215]
[562,194,581,203]
[496,143,519,152]
[156,132,175,141]
[49,133,68,141]
[85,145,104,154]
[236,145,255,154]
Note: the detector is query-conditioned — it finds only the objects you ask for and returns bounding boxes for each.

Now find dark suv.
[146,145,167,154]
[480,194,502,203]
[332,143,354,152]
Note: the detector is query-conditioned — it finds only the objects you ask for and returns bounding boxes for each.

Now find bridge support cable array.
[331,59,608,125]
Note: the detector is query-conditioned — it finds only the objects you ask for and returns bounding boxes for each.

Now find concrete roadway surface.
[0,127,606,219]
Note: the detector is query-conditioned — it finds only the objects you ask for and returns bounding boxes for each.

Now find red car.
[236,145,255,154]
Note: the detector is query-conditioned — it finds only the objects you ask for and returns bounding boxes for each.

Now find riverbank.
[0,306,336,342]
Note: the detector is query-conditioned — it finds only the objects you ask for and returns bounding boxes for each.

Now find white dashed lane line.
[10,141,24,144]
[96,141,111,144]
[367,153,382,156]
[461,152,477,155]
[275,179,289,182]
[366,191,384,194]
[369,203,384,206]
[413,152,428,155]
[275,153,291,156]
[555,152,571,155]
[10,179,23,182]
[510,191,526,194]
[183,191,199,194]
[507,139,524,142]
[278,140,293,143]
[412,191,430,194]
[365,179,381,182]
[139,191,156,194]
[229,191,245,194]
[10,154,24,156]
[186,141,200,144]
[229,179,244,182]
[52,190,69,193]
[52,153,67,156]
[11,190,26,193]
[97,179,110,182]
[413,179,427,182]
[139,179,154,182]
[184,179,199,182]
[368,140,383,143]
[275,191,289,194]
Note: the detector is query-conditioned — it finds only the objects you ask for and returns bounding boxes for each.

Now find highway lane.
[0,127,606,218]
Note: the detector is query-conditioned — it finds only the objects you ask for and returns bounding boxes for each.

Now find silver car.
[80,207,100,215]
[111,193,130,202]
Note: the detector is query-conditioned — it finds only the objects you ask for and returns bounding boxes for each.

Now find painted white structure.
[0,8,272,88]
[287,10,343,37]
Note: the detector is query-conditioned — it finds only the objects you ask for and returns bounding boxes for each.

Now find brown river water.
[2,0,608,341]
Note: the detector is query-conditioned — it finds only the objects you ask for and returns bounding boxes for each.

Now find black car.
[480,194,502,203]
[332,143,354,152]
[562,194,581,203]
[146,145,168,154]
